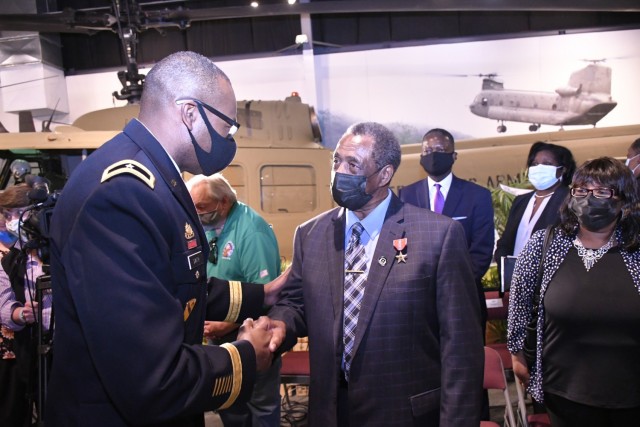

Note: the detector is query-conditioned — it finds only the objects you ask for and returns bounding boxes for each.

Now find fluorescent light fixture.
[295,34,308,44]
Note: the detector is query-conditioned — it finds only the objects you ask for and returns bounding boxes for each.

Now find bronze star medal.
[393,238,408,263]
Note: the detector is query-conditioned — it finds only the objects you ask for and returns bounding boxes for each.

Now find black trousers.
[545,392,640,427]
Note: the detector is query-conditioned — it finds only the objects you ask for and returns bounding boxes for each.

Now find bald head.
[140,51,232,117]
[137,51,237,174]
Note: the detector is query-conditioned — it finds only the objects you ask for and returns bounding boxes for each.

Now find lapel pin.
[378,256,387,266]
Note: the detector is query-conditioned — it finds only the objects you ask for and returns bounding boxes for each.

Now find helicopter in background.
[468,62,617,133]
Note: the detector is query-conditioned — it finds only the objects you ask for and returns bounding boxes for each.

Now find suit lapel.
[442,176,463,217]
[350,195,404,359]
[417,179,431,210]
[329,209,347,345]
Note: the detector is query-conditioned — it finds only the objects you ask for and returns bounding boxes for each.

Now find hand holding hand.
[268,319,287,353]
[237,316,273,372]
[264,266,291,306]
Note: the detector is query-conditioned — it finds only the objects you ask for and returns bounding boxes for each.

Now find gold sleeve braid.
[223,280,242,323]
[217,343,242,409]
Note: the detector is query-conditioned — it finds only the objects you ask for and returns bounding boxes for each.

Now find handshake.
[237,265,290,371]
[237,316,287,372]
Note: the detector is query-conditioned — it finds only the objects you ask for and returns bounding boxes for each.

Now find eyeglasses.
[176,98,240,139]
[421,147,451,156]
[570,187,616,199]
[208,236,218,265]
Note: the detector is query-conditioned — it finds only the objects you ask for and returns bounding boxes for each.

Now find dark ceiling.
[1,0,640,74]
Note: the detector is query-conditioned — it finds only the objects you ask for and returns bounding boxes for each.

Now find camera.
[20,175,60,265]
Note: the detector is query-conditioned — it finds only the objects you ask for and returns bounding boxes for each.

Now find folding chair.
[481,346,517,427]
[280,350,310,427]
[485,290,513,371]
[514,379,552,427]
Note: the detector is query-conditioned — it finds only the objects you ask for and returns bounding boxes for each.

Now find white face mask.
[528,164,561,190]
[625,153,640,174]
[6,218,20,236]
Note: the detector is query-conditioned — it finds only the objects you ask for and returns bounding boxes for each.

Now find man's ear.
[379,165,395,187]
[178,102,197,130]
[453,151,458,162]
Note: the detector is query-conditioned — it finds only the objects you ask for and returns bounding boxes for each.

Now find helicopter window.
[499,100,504,106]
[223,165,247,203]
[260,165,316,213]
[481,98,488,106]
[552,104,558,111]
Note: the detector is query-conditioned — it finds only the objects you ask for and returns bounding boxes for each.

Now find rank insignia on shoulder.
[101,160,155,189]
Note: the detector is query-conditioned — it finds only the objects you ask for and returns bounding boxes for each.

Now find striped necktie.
[342,222,367,381]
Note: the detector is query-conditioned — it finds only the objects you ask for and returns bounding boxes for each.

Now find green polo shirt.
[205,201,281,284]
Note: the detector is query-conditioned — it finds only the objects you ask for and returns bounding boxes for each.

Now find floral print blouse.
[507,226,640,402]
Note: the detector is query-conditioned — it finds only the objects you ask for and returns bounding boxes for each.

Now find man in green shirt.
[188,173,282,427]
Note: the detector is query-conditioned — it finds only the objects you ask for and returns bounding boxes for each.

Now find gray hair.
[344,122,401,173]
[187,173,238,204]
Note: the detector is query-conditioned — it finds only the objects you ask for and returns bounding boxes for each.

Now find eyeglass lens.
[571,188,614,199]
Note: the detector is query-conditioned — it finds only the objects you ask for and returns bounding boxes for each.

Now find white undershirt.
[513,195,552,256]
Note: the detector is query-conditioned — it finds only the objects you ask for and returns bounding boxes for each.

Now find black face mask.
[420,152,455,177]
[188,102,237,175]
[568,196,621,232]
[331,171,378,211]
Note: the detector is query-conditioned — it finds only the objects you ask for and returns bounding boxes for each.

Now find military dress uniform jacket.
[46,119,263,427]
[270,194,484,427]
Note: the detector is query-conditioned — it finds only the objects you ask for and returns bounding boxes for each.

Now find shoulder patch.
[101,160,155,189]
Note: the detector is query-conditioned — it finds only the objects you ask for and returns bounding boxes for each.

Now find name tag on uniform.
[188,251,204,270]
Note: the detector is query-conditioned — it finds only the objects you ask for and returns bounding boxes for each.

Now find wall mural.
[314,28,640,147]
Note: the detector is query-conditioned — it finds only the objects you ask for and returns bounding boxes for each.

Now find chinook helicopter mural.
[469,61,618,133]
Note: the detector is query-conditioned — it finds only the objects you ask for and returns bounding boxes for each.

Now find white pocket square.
[452,216,467,220]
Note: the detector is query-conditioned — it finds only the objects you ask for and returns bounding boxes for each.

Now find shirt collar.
[137,119,181,174]
[427,172,453,193]
[345,189,392,240]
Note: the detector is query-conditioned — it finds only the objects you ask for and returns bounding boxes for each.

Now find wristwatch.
[19,308,26,323]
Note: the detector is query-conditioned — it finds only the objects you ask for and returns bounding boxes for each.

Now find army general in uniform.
[46,52,281,427]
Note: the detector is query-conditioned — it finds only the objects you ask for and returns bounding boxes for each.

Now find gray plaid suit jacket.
[271,193,484,426]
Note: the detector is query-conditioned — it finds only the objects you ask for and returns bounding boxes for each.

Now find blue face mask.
[187,102,237,176]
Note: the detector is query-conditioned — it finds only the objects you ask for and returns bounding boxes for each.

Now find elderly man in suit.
[269,122,484,426]
[398,128,494,339]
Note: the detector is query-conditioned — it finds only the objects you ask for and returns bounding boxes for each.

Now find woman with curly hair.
[508,157,640,427]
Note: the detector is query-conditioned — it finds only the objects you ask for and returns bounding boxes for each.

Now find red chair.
[481,346,517,427]
[280,350,310,424]
[514,378,552,427]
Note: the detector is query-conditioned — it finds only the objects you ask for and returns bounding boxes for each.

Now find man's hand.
[264,266,291,306]
[267,319,287,353]
[204,321,239,340]
[237,316,273,372]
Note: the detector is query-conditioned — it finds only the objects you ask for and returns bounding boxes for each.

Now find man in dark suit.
[46,51,281,427]
[269,122,484,426]
[398,128,494,337]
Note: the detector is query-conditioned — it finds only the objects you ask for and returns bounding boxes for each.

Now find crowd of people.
[0,50,638,427]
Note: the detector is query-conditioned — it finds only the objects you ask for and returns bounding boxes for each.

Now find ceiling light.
[288,0,297,4]
[251,1,259,7]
